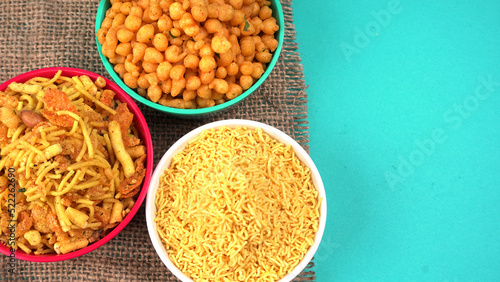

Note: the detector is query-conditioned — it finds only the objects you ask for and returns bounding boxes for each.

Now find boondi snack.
[97,0,280,109]
[155,127,320,281]
[0,70,147,255]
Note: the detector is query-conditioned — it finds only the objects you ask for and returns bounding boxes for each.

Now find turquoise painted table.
[294,1,500,281]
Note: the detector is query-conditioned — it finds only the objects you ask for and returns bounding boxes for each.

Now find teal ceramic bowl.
[95,1,285,118]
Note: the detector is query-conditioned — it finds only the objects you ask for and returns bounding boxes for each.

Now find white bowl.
[145,119,327,281]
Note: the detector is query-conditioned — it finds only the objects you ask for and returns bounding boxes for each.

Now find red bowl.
[0,67,154,262]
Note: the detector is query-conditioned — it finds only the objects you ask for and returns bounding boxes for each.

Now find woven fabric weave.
[0,0,313,280]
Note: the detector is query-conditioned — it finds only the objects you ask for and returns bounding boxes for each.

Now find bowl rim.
[0,67,154,262]
[145,119,327,282]
[95,0,285,117]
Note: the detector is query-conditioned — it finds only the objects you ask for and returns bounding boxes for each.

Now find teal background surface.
[294,0,500,281]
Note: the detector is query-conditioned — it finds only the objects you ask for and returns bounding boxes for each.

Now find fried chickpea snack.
[97,0,280,109]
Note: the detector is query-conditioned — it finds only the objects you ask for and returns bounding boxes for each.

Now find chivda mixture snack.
[0,70,147,255]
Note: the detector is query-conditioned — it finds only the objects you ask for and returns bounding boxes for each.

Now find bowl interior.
[0,67,154,262]
[95,1,285,118]
[145,119,327,281]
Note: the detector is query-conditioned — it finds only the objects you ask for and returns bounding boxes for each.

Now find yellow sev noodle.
[155,127,321,282]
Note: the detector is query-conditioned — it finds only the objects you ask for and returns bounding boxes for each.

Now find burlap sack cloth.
[0,0,313,280]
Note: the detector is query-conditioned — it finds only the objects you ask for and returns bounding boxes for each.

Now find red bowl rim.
[0,67,154,262]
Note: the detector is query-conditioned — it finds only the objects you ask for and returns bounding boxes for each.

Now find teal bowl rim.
[95,0,285,117]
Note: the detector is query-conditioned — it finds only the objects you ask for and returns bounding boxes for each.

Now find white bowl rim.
[145,119,327,282]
